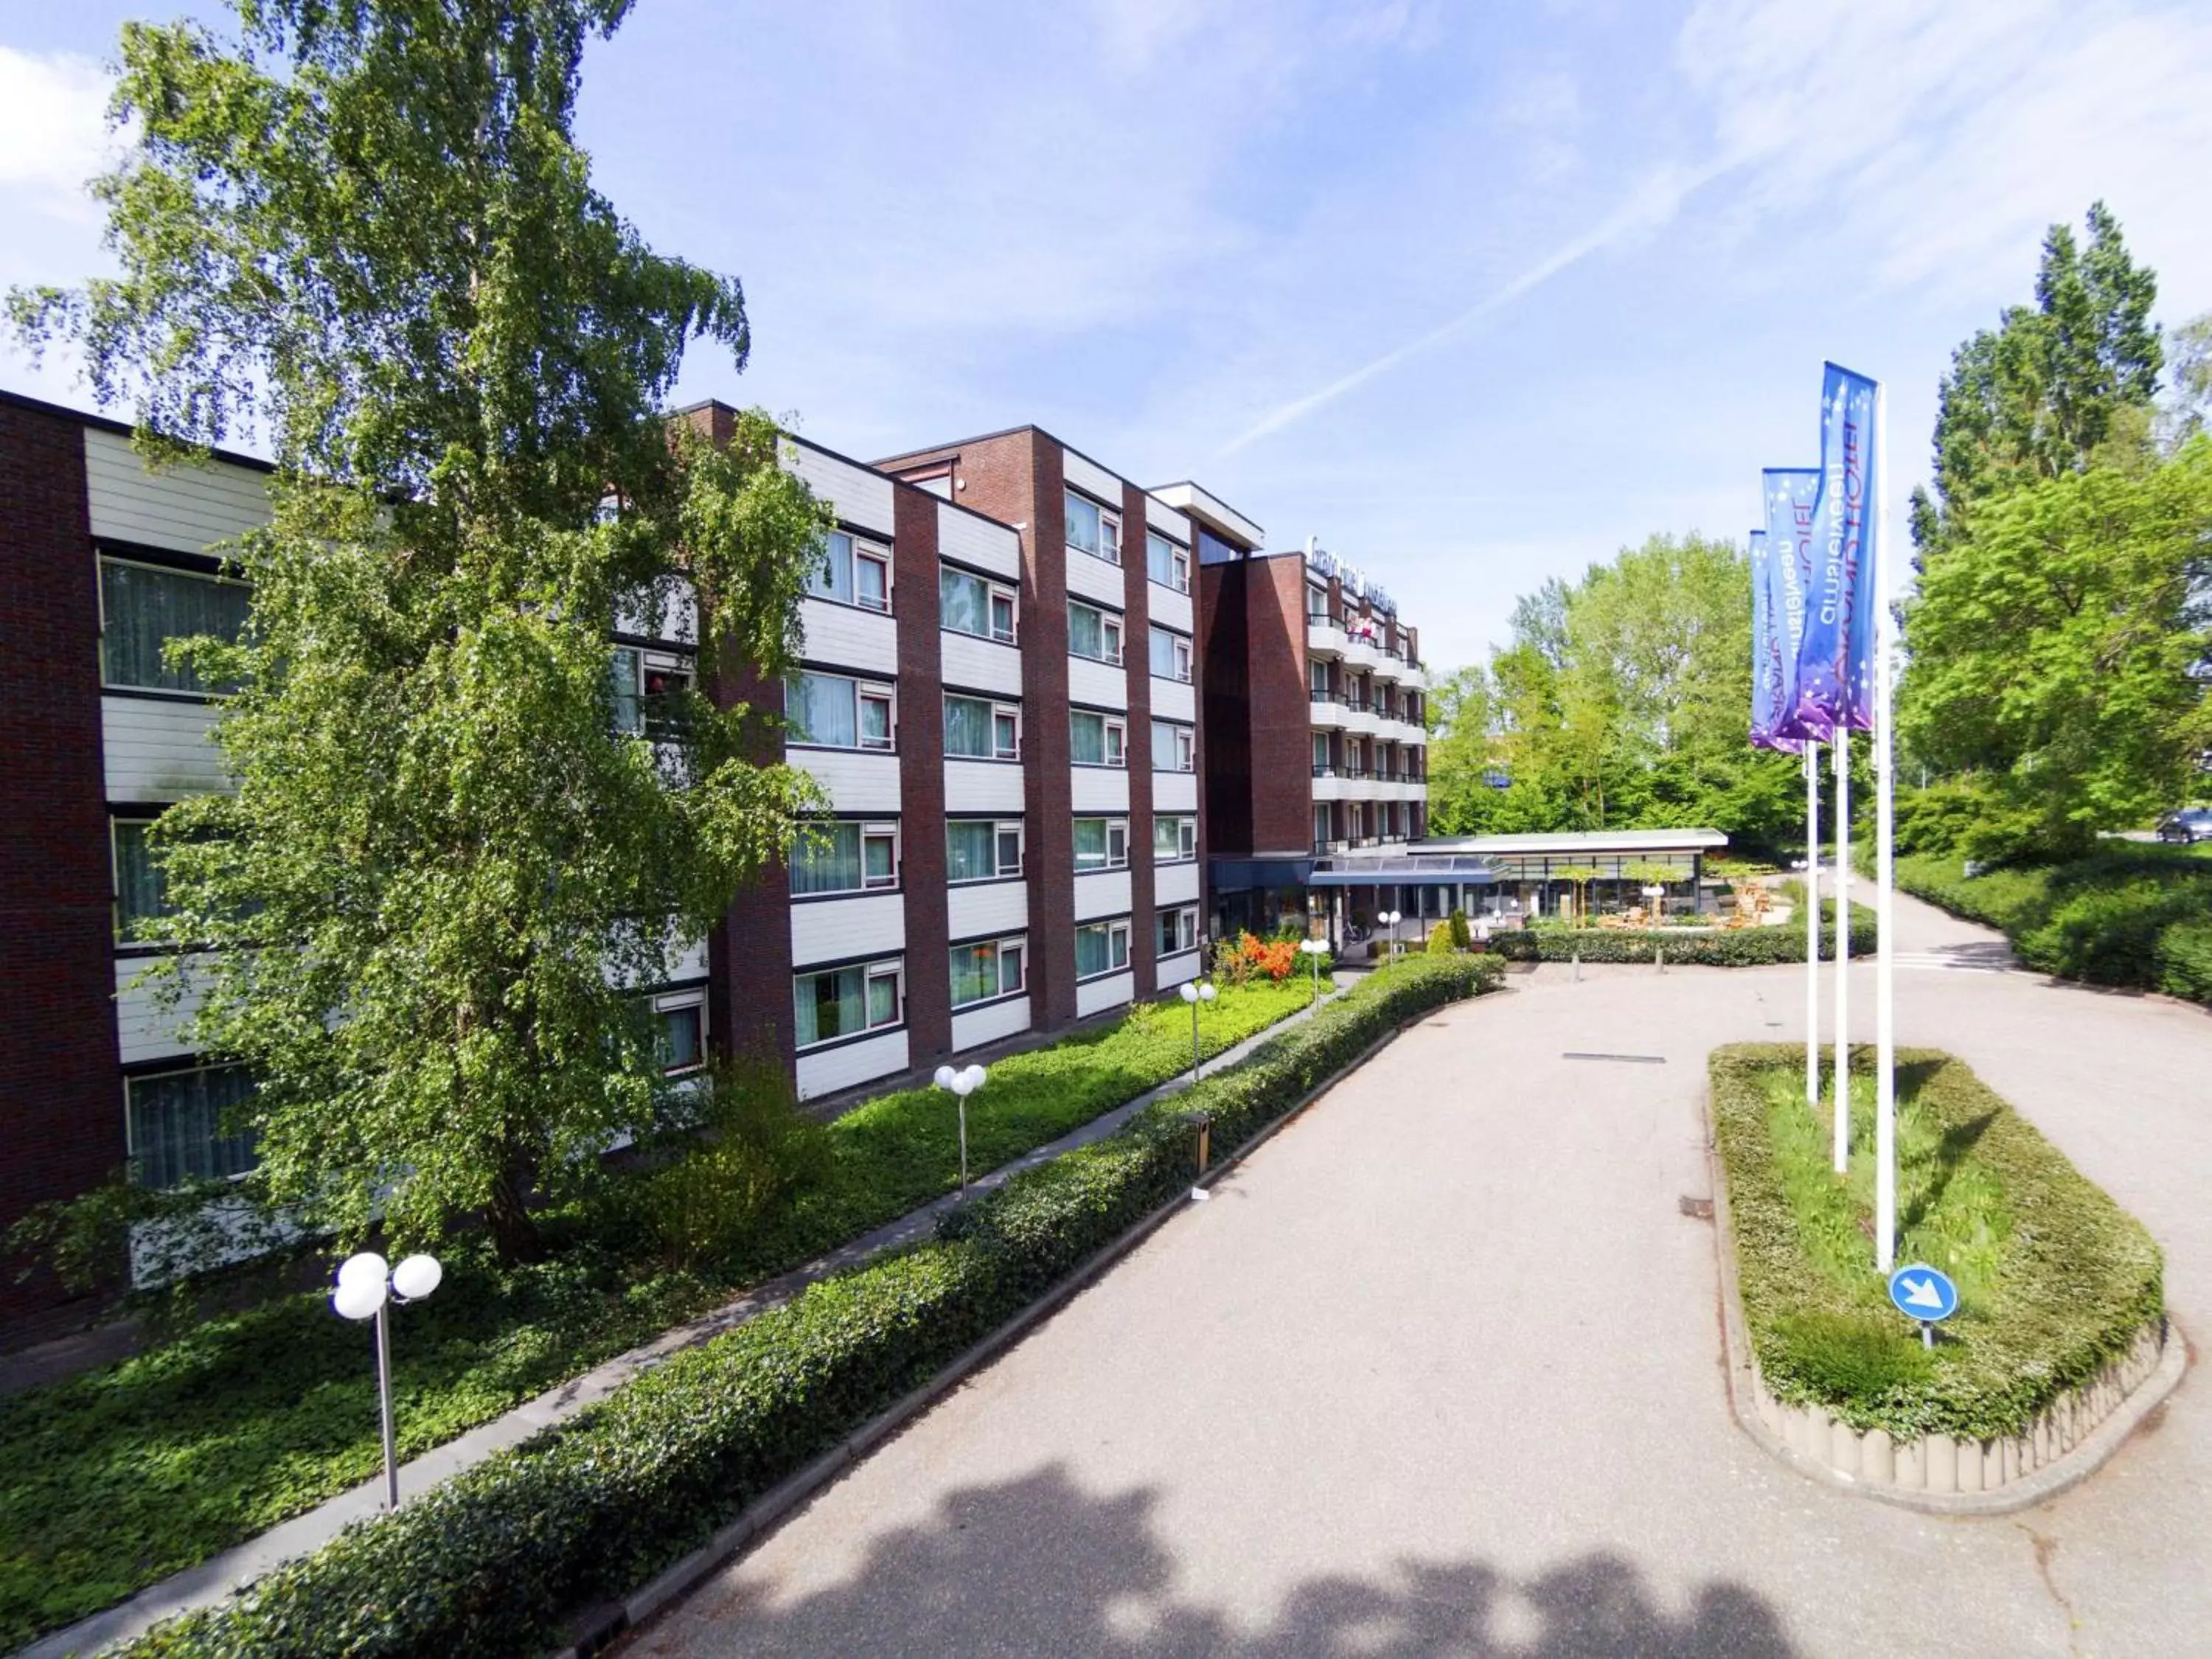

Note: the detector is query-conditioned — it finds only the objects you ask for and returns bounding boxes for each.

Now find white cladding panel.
[1156,952,1200,990]
[1150,678,1196,723]
[796,748,902,813]
[939,633,1022,697]
[614,580,698,646]
[1065,656,1127,712]
[1149,584,1194,633]
[670,937,709,981]
[1070,767,1130,813]
[1155,860,1201,905]
[83,429,271,553]
[1074,970,1134,1018]
[1062,450,1124,506]
[1144,495,1190,540]
[1072,869,1133,922]
[782,441,896,538]
[1063,550,1127,608]
[945,759,1026,813]
[791,891,907,969]
[104,696,227,801]
[796,1028,909,1102]
[951,995,1032,1052]
[799,597,898,675]
[947,880,1028,941]
[1152,771,1199,813]
[936,503,1020,580]
[115,955,209,1065]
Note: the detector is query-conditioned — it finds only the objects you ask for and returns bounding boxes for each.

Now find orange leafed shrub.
[1237,932,1297,982]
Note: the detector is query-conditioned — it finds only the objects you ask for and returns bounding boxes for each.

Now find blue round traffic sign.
[1887,1262,1959,1322]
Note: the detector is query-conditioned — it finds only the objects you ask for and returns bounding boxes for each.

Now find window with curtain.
[787,672,858,747]
[100,560,251,694]
[1074,818,1127,872]
[1068,600,1119,663]
[1148,625,1190,681]
[1146,532,1189,591]
[810,531,856,604]
[945,695,997,759]
[793,823,863,894]
[947,820,995,882]
[1152,721,1194,771]
[940,566,992,637]
[1071,710,1107,765]
[1075,920,1130,978]
[1065,490,1106,560]
[655,1002,704,1072]
[126,1065,258,1188]
[111,818,173,939]
[794,966,863,1048]
[950,939,1023,1006]
[1152,815,1196,860]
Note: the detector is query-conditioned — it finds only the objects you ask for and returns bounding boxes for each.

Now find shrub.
[1492,908,1875,967]
[1425,920,1453,954]
[1448,908,1471,949]
[113,956,1502,1659]
[614,1062,830,1270]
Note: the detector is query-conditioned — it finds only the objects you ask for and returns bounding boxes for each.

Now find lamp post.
[1298,936,1328,1005]
[1378,908,1402,960]
[1178,978,1218,1082]
[933,1063,988,1192]
[330,1249,443,1511]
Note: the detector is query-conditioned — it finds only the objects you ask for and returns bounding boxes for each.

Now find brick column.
[895,488,951,1061]
[1120,484,1156,997]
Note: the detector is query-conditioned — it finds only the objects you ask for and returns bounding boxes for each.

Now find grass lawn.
[0,977,1311,1648]
[1711,1044,2162,1442]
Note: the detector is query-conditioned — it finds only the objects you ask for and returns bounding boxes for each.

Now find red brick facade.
[892,484,952,1062]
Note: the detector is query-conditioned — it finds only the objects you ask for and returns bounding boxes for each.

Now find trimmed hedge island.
[111,955,1502,1658]
[1710,1044,2163,1449]
[1494,905,1875,967]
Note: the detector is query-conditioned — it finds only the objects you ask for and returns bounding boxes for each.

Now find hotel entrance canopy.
[1309,827,1728,888]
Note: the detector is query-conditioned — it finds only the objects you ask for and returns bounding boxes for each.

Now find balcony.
[1307,619,1347,658]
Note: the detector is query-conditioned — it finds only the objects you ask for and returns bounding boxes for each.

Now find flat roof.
[1147,481,1265,550]
[1411,829,1730,857]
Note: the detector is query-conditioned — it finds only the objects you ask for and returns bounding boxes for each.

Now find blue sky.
[6,0,2211,669]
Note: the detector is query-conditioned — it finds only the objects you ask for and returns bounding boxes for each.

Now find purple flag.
[1761,467,1821,740]
[1792,364,1878,732]
[1748,531,1800,751]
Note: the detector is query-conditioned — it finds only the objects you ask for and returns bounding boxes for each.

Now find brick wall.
[1119,482,1157,996]
[1246,554,1314,856]
[1196,559,1252,855]
[0,403,125,1321]
[893,486,951,1062]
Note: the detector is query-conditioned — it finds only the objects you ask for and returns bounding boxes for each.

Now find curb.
[549,987,1486,1658]
[1701,1087,2189,1517]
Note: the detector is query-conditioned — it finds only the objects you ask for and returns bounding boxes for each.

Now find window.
[1070,709,1126,767]
[126,1064,258,1188]
[947,818,1023,882]
[654,996,706,1074]
[1312,733,1331,775]
[950,936,1026,1006]
[1307,583,1329,621]
[1152,814,1197,861]
[1073,817,1130,872]
[100,559,251,695]
[1310,661,1331,698]
[792,821,900,895]
[1068,599,1122,665]
[1152,720,1195,773]
[1156,905,1198,958]
[1065,490,1121,565]
[112,818,175,941]
[946,695,1021,760]
[940,564,1017,643]
[1146,531,1191,592]
[1075,919,1131,979]
[794,959,902,1048]
[611,647,696,739]
[787,671,894,751]
[1147,625,1194,683]
[1312,804,1332,850]
[809,531,891,612]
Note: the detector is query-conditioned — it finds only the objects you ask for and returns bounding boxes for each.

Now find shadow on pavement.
[632,1463,1798,1658]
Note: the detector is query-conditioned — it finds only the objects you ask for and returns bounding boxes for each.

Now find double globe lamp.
[933,1062,989,1192]
[330,1248,443,1510]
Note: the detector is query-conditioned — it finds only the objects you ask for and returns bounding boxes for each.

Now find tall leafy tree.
[10,0,827,1262]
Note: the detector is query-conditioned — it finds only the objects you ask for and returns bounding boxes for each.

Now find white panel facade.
[947,880,1029,941]
[1074,970,1135,1018]
[1152,771,1198,813]
[1155,861,1201,905]
[1150,585,1194,633]
[1150,678,1196,723]
[799,598,899,675]
[1065,656,1127,712]
[936,503,1020,580]
[670,937,709,982]
[945,759,1026,813]
[1070,768,1131,813]
[115,956,208,1065]
[1072,869,1133,922]
[1062,449,1123,505]
[103,696,227,801]
[1144,495,1190,539]
[790,892,907,968]
[83,429,271,553]
[1064,551,1126,608]
[614,580,698,646]
[939,633,1022,697]
[796,1028,909,1101]
[796,748,902,813]
[782,439,895,537]
[951,996,1032,1052]
[1155,952,1200,990]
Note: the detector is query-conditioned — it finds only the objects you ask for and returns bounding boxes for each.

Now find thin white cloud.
[0,48,116,222]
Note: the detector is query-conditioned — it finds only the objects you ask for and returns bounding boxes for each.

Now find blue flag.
[1761,467,1821,740]
[1792,364,1879,732]
[1747,531,1798,751]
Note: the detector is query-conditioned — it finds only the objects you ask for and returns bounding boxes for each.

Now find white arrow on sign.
[1901,1275,1945,1310]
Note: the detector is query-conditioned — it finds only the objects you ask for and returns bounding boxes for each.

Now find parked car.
[2157,807,2212,844]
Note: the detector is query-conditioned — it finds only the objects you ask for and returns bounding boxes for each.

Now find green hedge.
[1893,846,2212,1006]
[115,955,1500,1659]
[1492,910,1875,967]
[1711,1044,2162,1441]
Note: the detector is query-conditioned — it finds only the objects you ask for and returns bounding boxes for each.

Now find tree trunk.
[485,1156,545,1265]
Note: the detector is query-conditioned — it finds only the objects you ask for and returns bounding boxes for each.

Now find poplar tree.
[10,0,827,1262]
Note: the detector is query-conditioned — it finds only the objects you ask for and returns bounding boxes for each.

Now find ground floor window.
[950,936,1026,1006]
[794,959,902,1048]
[126,1064,258,1189]
[1155,905,1198,957]
[653,992,707,1074]
[1075,918,1131,979]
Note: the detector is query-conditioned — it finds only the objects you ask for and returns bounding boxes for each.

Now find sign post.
[1887,1262,1958,1349]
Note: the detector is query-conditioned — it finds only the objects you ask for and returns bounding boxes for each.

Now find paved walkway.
[628,894,2210,1658]
[21,981,1353,1659]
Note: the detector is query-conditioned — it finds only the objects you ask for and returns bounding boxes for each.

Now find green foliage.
[0,980,1310,1646]
[1491,908,1874,966]
[104,958,1501,1659]
[1894,846,2212,1005]
[1425,920,1454,954]
[1448,908,1471,949]
[1711,1046,2162,1440]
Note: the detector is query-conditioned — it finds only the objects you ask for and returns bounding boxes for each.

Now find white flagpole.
[1832,728,1850,1173]
[1874,382,1898,1272]
[1804,741,1820,1113]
